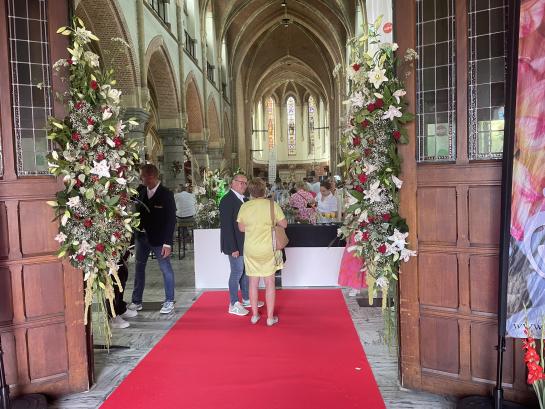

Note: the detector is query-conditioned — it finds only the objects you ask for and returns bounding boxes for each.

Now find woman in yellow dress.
[237,178,287,326]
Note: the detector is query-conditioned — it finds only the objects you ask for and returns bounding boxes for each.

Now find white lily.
[363,180,383,203]
[400,248,417,262]
[54,232,67,243]
[102,108,113,121]
[350,91,366,109]
[67,196,81,208]
[388,229,409,250]
[376,276,389,288]
[392,175,403,189]
[382,105,402,121]
[90,159,111,178]
[78,240,92,256]
[368,66,387,89]
[393,89,407,104]
[363,161,378,175]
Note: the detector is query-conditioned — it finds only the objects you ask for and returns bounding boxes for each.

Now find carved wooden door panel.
[0,0,88,397]
[396,0,531,403]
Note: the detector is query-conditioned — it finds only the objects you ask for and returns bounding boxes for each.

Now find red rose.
[82,143,90,151]
[87,118,95,126]
[71,132,80,142]
[362,231,370,241]
[96,153,105,161]
[378,244,387,254]
[358,174,367,184]
[354,185,363,193]
[91,175,99,182]
[393,130,401,141]
[364,148,372,156]
[382,213,391,222]
[113,137,122,148]
[75,179,82,187]
[367,103,376,112]
[352,136,361,146]
[113,231,122,239]
[112,251,117,257]
[79,157,86,164]
[359,221,368,228]
[352,63,361,72]
[360,119,370,129]
[67,58,73,65]
[74,101,84,110]
[76,254,85,262]
[83,219,93,228]
[375,98,384,109]
[368,216,375,223]
[90,80,98,90]
[99,205,107,212]
[96,243,105,252]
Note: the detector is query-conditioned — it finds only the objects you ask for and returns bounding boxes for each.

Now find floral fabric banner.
[506,0,545,338]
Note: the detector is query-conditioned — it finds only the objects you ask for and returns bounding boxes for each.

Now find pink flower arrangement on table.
[289,190,317,224]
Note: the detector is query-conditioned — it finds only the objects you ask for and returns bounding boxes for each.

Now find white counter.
[194,228,343,289]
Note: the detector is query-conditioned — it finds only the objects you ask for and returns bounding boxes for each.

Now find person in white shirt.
[174,185,196,219]
[316,180,338,214]
[307,176,321,195]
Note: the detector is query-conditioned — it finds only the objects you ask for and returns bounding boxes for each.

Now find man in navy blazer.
[127,164,177,315]
[219,173,263,315]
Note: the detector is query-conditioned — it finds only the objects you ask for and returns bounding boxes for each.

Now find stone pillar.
[208,144,224,171]
[123,107,150,162]
[186,140,209,180]
[158,128,187,189]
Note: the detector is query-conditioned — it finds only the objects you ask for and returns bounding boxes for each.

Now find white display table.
[194,228,343,289]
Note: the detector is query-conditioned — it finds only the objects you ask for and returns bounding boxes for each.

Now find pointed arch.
[75,0,139,105]
[185,72,204,140]
[207,97,220,147]
[145,36,180,127]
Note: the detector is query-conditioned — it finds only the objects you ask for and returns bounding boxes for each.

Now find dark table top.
[285,223,345,247]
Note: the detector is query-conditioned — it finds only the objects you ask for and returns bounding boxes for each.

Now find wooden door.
[396,0,531,403]
[0,0,88,397]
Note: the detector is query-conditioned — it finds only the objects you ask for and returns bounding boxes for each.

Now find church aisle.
[101,289,386,409]
[50,252,455,409]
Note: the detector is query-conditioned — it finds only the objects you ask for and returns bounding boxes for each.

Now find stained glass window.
[287,96,296,156]
[468,0,507,160]
[416,0,456,162]
[7,0,53,176]
[267,97,275,150]
[308,96,316,156]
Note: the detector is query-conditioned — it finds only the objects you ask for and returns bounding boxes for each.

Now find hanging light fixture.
[281,0,289,27]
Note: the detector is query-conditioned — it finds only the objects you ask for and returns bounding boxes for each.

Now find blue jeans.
[132,233,175,304]
[228,255,249,305]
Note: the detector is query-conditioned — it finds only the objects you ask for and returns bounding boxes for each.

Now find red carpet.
[101,289,385,409]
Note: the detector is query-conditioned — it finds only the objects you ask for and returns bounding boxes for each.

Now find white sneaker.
[160,301,175,314]
[228,301,249,316]
[242,300,265,308]
[348,289,360,297]
[121,308,137,319]
[127,302,143,311]
[250,315,261,324]
[267,316,279,327]
[110,315,130,329]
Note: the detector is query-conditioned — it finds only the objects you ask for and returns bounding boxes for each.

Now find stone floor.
[50,248,456,409]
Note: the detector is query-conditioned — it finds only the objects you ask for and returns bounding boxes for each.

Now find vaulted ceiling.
[202,0,357,103]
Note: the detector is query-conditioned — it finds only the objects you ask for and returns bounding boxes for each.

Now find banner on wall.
[505,0,545,338]
[364,0,393,55]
